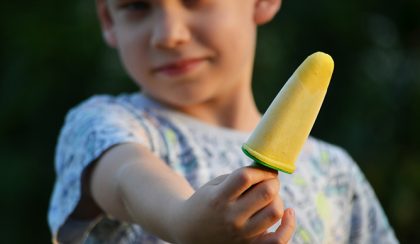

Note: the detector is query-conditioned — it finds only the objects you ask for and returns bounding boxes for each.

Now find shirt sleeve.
[47,95,154,243]
[344,152,399,244]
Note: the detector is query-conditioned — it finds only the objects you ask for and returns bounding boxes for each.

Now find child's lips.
[152,58,207,76]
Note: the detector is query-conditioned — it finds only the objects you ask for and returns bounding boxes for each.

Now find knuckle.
[260,183,277,201]
[267,205,283,221]
[231,221,242,233]
[225,215,242,233]
[235,169,253,187]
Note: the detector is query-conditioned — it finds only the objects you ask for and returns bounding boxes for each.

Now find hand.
[172,166,296,244]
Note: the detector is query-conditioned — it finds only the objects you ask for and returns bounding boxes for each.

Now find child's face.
[98,0,280,107]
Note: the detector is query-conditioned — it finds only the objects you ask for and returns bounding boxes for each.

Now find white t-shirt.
[48,93,398,243]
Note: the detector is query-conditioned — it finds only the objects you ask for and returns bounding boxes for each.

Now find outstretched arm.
[90,143,194,242]
[83,143,295,243]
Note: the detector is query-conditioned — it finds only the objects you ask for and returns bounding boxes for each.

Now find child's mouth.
[153,58,206,77]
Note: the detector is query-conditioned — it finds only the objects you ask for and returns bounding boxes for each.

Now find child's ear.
[96,0,117,48]
[254,0,282,25]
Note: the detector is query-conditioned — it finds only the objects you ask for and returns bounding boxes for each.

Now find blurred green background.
[0,0,418,243]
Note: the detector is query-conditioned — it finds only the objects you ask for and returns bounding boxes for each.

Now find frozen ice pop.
[242,52,334,173]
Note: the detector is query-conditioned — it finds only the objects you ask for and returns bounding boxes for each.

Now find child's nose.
[150,10,191,50]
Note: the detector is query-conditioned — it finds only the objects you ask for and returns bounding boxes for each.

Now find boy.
[48,0,398,243]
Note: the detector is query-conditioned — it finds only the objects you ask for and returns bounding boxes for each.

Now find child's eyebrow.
[106,0,129,6]
[108,0,151,4]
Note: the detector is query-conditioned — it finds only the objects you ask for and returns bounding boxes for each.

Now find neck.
[177,83,261,132]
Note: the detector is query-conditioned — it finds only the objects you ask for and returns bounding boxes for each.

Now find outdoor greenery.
[0,0,418,243]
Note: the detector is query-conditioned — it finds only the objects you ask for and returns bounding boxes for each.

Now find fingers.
[232,178,280,223]
[242,197,284,238]
[249,208,296,244]
[274,208,296,241]
[257,208,295,244]
[219,166,278,201]
[250,208,296,244]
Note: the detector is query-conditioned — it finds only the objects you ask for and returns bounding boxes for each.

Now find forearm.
[117,158,194,242]
[91,143,194,242]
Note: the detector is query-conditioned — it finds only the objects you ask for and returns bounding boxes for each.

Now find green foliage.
[0,0,418,242]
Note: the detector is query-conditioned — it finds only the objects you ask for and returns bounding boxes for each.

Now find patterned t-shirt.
[48,93,398,244]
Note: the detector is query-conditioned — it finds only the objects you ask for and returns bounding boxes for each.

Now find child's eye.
[183,0,198,7]
[119,0,150,12]
[183,0,211,9]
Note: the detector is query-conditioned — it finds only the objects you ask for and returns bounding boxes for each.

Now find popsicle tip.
[293,51,334,91]
[308,51,334,69]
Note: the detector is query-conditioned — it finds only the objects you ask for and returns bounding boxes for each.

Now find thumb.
[273,208,296,241]
[252,208,296,243]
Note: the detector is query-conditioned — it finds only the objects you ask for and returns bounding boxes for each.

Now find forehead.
[107,0,203,3]
[107,0,235,6]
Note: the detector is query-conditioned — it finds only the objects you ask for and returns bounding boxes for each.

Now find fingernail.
[289,208,295,217]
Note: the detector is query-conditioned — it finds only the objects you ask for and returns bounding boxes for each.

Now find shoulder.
[61,93,168,134]
[59,93,192,159]
[66,93,141,120]
[55,93,164,165]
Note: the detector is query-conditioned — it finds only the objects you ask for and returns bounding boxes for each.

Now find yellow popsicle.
[242,52,334,173]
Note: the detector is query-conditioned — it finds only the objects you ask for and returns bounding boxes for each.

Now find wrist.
[167,197,192,244]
